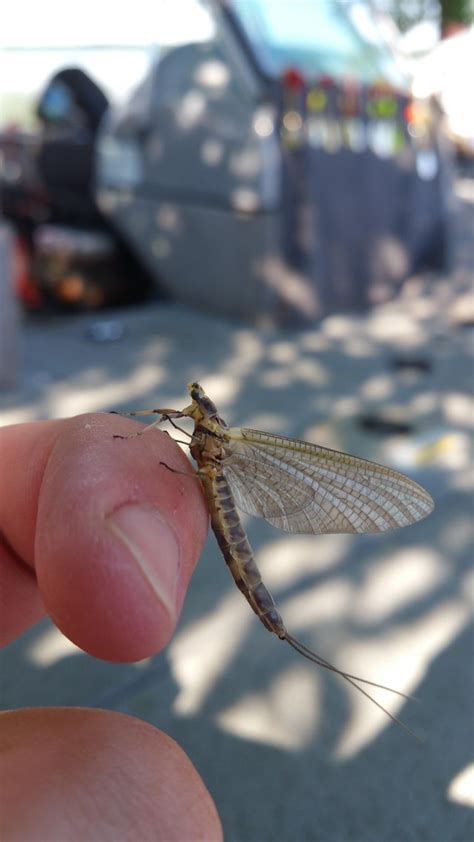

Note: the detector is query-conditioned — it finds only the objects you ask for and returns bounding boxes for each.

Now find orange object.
[13,234,43,308]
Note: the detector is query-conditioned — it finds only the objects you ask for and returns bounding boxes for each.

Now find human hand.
[0,414,222,841]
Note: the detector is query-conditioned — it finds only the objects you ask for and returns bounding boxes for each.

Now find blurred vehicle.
[0,66,153,309]
[96,0,452,324]
[410,27,474,160]
[1,0,453,321]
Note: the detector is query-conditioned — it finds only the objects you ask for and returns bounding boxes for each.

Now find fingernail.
[106,504,180,621]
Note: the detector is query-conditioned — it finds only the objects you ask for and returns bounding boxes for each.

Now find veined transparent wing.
[223,427,434,535]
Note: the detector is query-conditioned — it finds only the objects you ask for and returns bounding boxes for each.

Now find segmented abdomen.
[206,470,285,636]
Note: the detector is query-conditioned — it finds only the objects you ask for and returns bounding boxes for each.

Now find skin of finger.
[0,415,209,660]
[0,544,45,645]
[0,420,63,566]
[0,707,223,842]
[1,420,63,643]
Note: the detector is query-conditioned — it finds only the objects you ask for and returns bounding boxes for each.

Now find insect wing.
[223,427,434,535]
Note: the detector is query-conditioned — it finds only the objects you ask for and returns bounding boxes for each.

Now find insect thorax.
[191,424,227,464]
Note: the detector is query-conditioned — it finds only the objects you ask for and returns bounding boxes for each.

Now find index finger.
[0,414,208,660]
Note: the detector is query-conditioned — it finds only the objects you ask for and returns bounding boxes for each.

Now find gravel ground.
[1,175,473,841]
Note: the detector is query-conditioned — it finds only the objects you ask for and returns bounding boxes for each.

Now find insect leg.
[113,418,164,440]
[161,414,192,438]
[112,409,189,441]
[160,461,204,481]
[111,407,181,418]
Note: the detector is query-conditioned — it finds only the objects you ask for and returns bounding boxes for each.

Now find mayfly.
[114,382,434,737]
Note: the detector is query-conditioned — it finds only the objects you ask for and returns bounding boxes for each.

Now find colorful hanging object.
[366,80,404,158]
[404,97,439,180]
[280,67,306,149]
[338,78,366,152]
[306,75,341,153]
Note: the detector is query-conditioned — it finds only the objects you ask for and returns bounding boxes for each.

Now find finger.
[0,541,45,645]
[0,415,208,659]
[0,420,63,569]
[0,707,223,842]
[1,419,61,645]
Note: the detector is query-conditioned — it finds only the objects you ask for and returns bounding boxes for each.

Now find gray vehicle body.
[95,1,451,324]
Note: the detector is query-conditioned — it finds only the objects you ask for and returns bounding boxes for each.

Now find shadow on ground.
[1,183,473,841]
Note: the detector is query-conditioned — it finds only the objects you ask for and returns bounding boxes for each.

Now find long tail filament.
[283,633,421,742]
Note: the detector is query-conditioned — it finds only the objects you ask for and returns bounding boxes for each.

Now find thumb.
[1,414,208,661]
